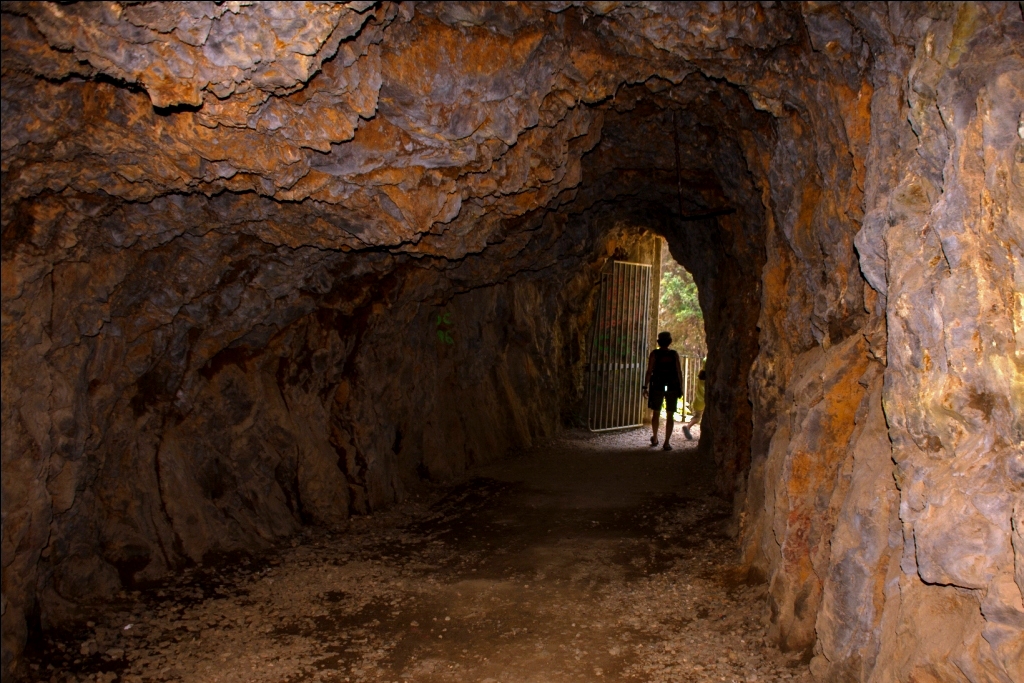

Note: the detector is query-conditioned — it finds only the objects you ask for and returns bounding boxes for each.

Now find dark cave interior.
[2,2,1022,681]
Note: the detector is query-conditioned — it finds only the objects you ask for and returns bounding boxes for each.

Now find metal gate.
[587,261,652,431]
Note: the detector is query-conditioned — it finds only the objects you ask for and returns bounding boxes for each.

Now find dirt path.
[29,429,813,683]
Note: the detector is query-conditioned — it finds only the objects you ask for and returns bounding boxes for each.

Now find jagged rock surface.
[2,2,1022,681]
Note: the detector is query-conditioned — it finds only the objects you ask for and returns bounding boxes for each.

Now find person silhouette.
[642,331,684,451]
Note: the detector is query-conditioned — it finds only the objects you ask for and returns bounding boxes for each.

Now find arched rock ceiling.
[2,0,861,261]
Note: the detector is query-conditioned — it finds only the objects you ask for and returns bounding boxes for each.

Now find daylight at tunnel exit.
[1,2,1022,683]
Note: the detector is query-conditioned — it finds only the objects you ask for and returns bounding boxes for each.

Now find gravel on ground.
[27,427,813,683]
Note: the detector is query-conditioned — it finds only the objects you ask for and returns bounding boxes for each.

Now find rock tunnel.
[1,2,1022,681]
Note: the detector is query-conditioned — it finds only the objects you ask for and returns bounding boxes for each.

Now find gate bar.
[587,261,652,432]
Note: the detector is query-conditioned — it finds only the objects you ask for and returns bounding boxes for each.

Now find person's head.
[657,331,672,348]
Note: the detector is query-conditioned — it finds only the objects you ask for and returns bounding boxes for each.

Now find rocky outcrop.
[871,7,1024,678]
[741,4,1024,680]
[2,2,1022,681]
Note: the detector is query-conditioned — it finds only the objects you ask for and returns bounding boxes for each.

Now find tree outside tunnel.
[652,243,707,424]
[658,250,706,362]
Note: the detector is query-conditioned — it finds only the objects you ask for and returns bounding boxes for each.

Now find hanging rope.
[672,110,736,222]
[672,109,685,220]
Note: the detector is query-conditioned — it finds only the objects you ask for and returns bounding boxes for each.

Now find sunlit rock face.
[2,2,1022,680]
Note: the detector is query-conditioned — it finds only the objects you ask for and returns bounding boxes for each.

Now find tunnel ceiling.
[4,2,822,257]
[0,0,833,424]
[3,3,1023,682]
[1,0,859,374]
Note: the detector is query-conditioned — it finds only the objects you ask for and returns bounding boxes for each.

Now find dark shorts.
[648,388,680,414]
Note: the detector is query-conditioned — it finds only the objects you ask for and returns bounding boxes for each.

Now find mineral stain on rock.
[2,2,1022,682]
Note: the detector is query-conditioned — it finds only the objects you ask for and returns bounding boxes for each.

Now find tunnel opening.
[3,3,1022,682]
[658,246,707,363]
[657,245,707,433]
[564,74,772,503]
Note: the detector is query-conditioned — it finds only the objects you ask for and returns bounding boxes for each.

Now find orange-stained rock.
[2,2,1022,681]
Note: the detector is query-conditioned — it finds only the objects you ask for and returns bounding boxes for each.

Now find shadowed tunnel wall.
[2,3,1022,681]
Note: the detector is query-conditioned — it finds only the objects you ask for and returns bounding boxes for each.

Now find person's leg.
[649,390,663,445]
[683,409,702,440]
[663,394,678,450]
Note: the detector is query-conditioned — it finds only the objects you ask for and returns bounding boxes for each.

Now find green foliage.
[660,266,702,322]
[659,259,706,358]
[660,259,702,323]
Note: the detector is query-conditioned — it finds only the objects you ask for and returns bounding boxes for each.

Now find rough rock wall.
[1,185,643,675]
[3,2,1023,681]
[741,3,1024,681]
[870,6,1024,679]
